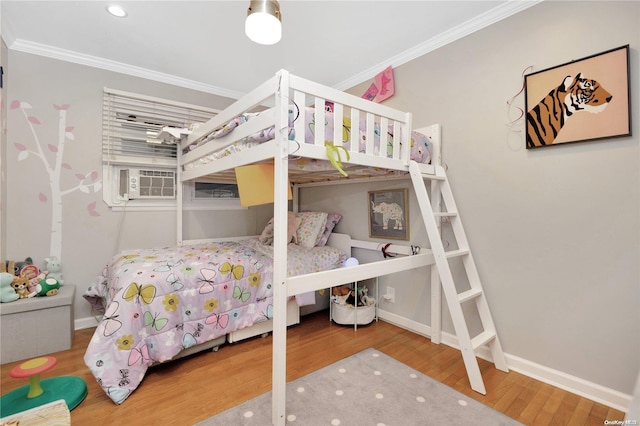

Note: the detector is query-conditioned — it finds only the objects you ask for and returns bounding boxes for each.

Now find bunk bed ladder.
[408,160,508,394]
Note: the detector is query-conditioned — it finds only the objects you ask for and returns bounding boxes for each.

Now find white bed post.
[272,69,290,426]
[176,143,183,245]
[429,125,442,344]
[415,125,443,343]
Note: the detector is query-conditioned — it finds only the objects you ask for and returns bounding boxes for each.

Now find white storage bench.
[0,285,75,364]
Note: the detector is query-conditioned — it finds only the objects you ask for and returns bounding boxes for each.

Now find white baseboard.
[502,352,631,413]
[376,308,433,338]
[376,308,631,413]
[75,316,99,330]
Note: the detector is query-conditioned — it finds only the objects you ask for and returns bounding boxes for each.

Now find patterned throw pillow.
[315,213,342,247]
[295,212,328,248]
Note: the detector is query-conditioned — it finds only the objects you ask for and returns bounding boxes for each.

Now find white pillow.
[295,212,328,248]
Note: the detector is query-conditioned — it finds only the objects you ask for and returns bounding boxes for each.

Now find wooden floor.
[1,311,625,425]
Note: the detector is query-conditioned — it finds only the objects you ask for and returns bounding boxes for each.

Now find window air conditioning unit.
[118,168,176,200]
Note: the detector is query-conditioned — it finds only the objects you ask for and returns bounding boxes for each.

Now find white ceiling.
[1,1,538,99]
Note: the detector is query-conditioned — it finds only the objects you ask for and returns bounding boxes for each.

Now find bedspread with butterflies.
[83,238,346,405]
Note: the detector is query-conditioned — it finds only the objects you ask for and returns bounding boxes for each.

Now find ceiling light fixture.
[106,5,127,18]
[245,0,281,45]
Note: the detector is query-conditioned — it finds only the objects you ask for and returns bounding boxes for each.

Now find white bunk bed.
[177,70,444,425]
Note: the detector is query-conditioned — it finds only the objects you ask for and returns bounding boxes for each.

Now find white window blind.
[102,88,219,167]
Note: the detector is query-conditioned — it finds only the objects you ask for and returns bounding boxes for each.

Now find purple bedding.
[83,238,345,404]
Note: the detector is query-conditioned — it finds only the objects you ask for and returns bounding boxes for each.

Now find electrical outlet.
[386,286,395,303]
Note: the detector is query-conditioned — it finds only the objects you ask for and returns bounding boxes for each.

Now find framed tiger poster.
[524,45,630,149]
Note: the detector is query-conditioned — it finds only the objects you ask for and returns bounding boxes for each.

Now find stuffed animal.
[331,285,351,297]
[2,260,18,275]
[11,275,31,299]
[14,257,34,275]
[0,272,18,303]
[332,293,350,306]
[30,277,60,297]
[345,290,358,306]
[360,286,375,306]
[20,263,39,281]
[331,285,352,305]
[28,271,48,295]
[0,260,13,275]
[44,256,64,285]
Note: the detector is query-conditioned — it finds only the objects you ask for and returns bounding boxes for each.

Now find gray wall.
[2,0,638,404]
[1,39,7,260]
[3,51,274,322]
[303,1,639,398]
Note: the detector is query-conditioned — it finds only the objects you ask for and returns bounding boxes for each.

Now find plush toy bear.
[11,275,31,299]
[44,256,64,285]
[0,272,19,303]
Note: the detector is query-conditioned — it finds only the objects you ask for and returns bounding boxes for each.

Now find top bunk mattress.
[182,105,433,177]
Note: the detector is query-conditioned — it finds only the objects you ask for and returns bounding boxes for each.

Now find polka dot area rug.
[196,348,522,425]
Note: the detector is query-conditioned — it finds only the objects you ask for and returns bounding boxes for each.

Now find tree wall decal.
[11,100,102,263]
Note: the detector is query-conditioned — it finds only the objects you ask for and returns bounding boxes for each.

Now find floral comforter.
[83,238,345,404]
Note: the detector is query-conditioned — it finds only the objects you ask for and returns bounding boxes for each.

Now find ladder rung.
[434,212,457,218]
[457,288,483,303]
[421,173,446,181]
[445,249,469,259]
[471,331,496,350]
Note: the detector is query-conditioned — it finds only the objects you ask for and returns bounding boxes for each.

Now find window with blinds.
[101,88,233,209]
[102,88,218,166]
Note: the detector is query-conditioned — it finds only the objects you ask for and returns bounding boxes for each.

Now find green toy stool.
[0,356,88,418]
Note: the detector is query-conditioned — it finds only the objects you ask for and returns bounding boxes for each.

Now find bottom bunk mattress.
[83,238,346,404]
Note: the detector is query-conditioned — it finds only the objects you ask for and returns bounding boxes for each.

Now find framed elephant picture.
[368,188,409,240]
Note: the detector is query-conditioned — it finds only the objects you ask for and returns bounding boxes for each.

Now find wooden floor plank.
[550,390,581,425]
[0,311,626,425]
[566,397,594,425]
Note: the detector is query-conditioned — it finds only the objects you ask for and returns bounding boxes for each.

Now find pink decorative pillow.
[315,213,342,247]
[259,212,301,245]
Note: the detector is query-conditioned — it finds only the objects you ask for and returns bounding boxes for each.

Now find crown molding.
[8,38,244,100]
[334,0,542,91]
[1,16,17,48]
[6,0,541,98]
